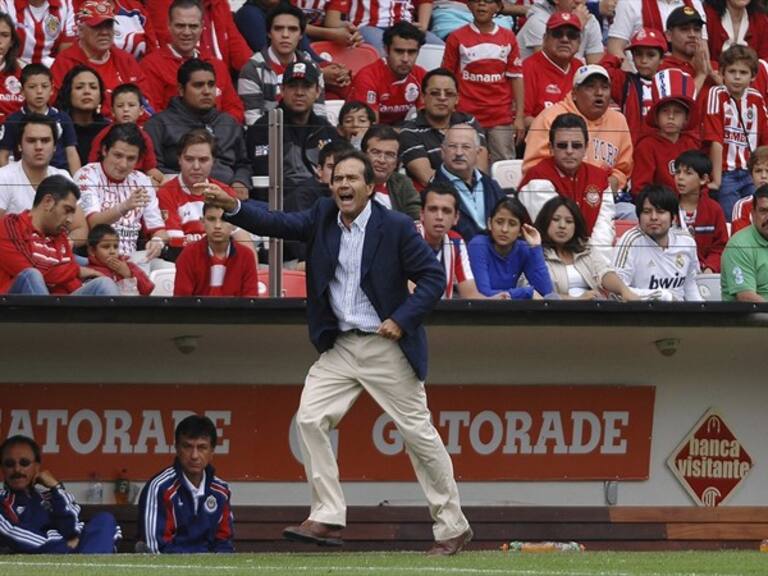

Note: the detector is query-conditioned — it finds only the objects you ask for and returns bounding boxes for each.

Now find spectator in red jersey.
[417,181,509,299]
[399,68,488,189]
[0,13,24,124]
[73,0,158,58]
[442,0,524,163]
[348,21,427,126]
[146,0,253,73]
[158,128,257,268]
[522,11,581,127]
[0,174,120,295]
[704,0,768,61]
[632,68,701,198]
[361,124,420,219]
[142,0,244,123]
[704,45,768,218]
[659,6,720,95]
[732,145,768,232]
[50,0,148,120]
[673,150,728,273]
[607,0,708,57]
[87,84,164,189]
[174,203,259,297]
[600,27,666,146]
[0,0,77,67]
[518,112,615,263]
[86,223,154,294]
[55,65,110,167]
[534,195,639,300]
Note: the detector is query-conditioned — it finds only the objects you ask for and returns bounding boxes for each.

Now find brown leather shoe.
[426,528,473,556]
[283,519,344,546]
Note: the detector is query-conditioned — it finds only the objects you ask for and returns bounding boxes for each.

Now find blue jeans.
[359,25,444,54]
[719,169,755,222]
[8,268,120,296]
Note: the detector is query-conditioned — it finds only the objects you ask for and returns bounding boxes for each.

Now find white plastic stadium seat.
[325,100,344,127]
[150,268,177,296]
[491,159,523,190]
[696,273,722,301]
[416,44,445,71]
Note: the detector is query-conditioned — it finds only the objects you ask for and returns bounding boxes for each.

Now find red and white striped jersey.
[417,223,473,299]
[346,0,425,28]
[292,0,349,25]
[0,0,76,67]
[731,195,753,234]
[76,162,165,257]
[442,23,522,128]
[703,86,768,172]
[752,58,768,101]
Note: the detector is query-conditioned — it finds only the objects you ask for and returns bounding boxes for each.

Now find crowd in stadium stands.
[0,0,766,301]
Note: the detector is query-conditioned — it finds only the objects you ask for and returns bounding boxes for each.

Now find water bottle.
[87,473,103,504]
[502,541,584,553]
[114,469,130,505]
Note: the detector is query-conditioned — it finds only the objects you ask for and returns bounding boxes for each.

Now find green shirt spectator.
[721,192,768,302]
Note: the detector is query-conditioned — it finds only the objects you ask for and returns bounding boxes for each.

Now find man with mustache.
[523,64,634,196]
[0,435,119,553]
[721,185,768,302]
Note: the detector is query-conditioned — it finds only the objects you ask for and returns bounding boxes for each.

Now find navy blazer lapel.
[361,201,384,280]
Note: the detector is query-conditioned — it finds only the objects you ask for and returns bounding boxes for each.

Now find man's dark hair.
[421,180,459,210]
[175,414,217,448]
[361,124,400,153]
[332,149,375,186]
[21,63,52,86]
[535,195,589,253]
[383,21,425,49]
[55,65,105,115]
[111,83,143,106]
[101,123,147,157]
[635,185,679,219]
[267,2,307,34]
[178,128,217,157]
[421,67,457,92]
[489,196,532,227]
[318,139,355,166]
[32,175,80,207]
[674,150,712,179]
[178,58,215,87]
[169,0,203,20]
[87,223,118,248]
[203,203,225,215]
[0,435,41,463]
[549,113,588,145]
[754,184,768,207]
[338,100,375,127]
[18,113,59,149]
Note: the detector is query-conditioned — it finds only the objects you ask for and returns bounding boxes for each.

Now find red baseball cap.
[546,11,583,32]
[628,27,667,52]
[77,0,116,27]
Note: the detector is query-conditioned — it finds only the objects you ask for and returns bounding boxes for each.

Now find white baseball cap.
[573,64,610,87]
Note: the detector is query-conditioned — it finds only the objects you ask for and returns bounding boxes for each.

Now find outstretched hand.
[201,183,238,213]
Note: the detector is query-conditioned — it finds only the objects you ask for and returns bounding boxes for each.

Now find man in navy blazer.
[205,150,473,556]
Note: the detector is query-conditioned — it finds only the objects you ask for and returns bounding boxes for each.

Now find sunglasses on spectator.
[554,141,585,150]
[2,458,33,468]
[549,28,580,40]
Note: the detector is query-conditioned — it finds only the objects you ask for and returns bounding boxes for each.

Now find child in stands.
[87,224,154,295]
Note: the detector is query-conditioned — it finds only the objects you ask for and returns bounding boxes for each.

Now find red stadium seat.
[257,270,308,298]
[311,41,381,77]
[614,220,637,245]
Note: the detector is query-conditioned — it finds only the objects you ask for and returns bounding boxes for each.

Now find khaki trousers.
[296,331,470,541]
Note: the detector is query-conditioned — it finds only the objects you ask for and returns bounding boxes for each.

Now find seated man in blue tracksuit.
[138,415,234,553]
[0,435,119,554]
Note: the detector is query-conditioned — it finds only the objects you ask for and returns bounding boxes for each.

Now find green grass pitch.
[0,551,764,575]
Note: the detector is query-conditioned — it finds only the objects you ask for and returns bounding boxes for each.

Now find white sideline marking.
[0,561,746,576]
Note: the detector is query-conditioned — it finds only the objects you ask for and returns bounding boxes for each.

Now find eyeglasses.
[2,458,33,468]
[426,89,458,98]
[554,141,585,150]
[367,149,398,161]
[549,28,581,41]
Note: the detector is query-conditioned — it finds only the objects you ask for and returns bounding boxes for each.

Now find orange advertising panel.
[0,384,654,481]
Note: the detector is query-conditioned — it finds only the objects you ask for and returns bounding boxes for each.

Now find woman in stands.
[0,12,23,124]
[468,196,553,299]
[56,65,110,165]
[534,196,639,301]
